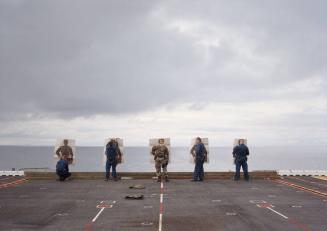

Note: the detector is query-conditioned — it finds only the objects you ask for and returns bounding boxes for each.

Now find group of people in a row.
[55,138,250,182]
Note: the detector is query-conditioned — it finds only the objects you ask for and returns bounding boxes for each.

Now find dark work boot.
[165,176,169,182]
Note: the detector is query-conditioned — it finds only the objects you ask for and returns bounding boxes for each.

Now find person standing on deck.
[233,139,250,181]
[190,137,208,181]
[151,138,170,182]
[105,139,122,181]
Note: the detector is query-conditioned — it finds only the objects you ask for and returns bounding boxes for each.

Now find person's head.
[196,137,202,144]
[239,139,245,145]
[63,139,68,146]
[107,139,115,148]
[158,138,165,145]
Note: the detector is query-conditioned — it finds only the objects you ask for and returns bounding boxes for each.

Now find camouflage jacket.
[151,145,169,161]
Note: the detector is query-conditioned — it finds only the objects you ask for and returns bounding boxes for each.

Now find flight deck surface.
[0,176,326,231]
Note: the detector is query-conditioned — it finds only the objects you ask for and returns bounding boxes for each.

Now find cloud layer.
[0,0,326,145]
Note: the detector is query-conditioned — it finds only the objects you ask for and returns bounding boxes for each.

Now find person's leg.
[242,161,249,180]
[234,161,241,180]
[199,160,204,181]
[112,162,117,180]
[57,171,65,181]
[105,159,110,180]
[193,161,199,181]
[162,162,169,182]
[155,160,161,182]
[62,171,71,181]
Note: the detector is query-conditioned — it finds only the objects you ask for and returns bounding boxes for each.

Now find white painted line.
[92,207,105,222]
[267,207,288,219]
[249,200,267,204]
[159,181,164,231]
[159,214,163,231]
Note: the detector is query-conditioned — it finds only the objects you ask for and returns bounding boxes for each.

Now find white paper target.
[103,138,124,165]
[189,138,209,163]
[149,138,171,163]
[54,139,76,165]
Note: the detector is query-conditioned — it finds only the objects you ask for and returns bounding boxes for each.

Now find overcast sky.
[0,0,326,146]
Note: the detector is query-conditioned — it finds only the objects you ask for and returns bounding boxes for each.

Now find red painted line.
[0,178,28,189]
[288,218,312,231]
[293,177,327,188]
[274,179,327,197]
[83,222,93,231]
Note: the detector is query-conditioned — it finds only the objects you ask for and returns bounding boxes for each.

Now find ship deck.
[0,176,326,231]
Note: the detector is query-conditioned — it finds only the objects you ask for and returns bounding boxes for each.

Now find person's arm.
[69,147,73,157]
[190,145,196,157]
[56,147,61,158]
[232,146,237,158]
[151,146,156,156]
[165,147,169,162]
[246,146,249,156]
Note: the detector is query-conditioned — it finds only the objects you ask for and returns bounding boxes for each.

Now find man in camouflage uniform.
[56,139,74,165]
[151,138,169,182]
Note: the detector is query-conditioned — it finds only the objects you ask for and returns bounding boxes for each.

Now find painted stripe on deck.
[159,181,164,231]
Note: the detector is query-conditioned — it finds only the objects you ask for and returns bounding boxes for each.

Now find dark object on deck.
[125,194,144,200]
[129,184,145,189]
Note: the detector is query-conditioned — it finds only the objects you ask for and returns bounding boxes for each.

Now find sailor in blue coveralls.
[233,139,250,181]
[56,156,71,181]
[190,137,208,181]
[105,139,122,181]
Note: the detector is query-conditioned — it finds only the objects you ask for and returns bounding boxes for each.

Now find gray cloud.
[0,0,326,122]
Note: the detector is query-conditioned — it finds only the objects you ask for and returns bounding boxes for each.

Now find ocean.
[0,146,326,172]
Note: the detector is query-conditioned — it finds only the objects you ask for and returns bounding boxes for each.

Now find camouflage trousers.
[155,159,168,177]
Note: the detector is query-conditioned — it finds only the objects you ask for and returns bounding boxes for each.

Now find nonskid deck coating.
[0,177,326,231]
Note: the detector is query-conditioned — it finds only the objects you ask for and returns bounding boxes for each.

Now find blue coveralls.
[56,159,71,181]
[233,144,250,180]
[105,145,119,179]
[193,143,206,181]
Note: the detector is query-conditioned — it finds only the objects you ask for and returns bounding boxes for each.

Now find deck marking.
[92,207,105,222]
[266,207,288,219]
[141,222,153,226]
[226,212,237,216]
[84,200,115,231]
[274,179,327,197]
[249,200,266,204]
[288,218,313,231]
[0,178,28,189]
[252,200,311,230]
[96,204,113,209]
[292,177,327,188]
[159,181,164,231]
